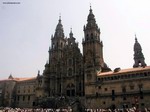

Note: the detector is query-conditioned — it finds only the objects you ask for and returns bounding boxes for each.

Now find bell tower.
[48,16,66,96]
[49,16,66,62]
[83,6,104,71]
[82,6,111,95]
[133,35,147,68]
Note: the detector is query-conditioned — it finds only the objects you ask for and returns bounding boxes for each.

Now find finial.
[135,34,138,42]
[59,13,61,23]
[69,27,73,37]
[90,3,91,9]
[70,27,72,33]
[135,34,137,38]
[59,13,61,19]
[89,3,93,14]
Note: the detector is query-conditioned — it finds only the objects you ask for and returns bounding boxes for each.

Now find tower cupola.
[133,35,147,68]
[85,6,99,30]
[68,28,76,45]
[134,37,142,51]
[54,16,64,38]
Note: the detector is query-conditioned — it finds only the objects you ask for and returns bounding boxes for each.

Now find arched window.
[66,83,75,96]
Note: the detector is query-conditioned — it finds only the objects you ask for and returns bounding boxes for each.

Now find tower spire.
[70,27,72,33]
[133,35,147,68]
[85,6,99,31]
[54,14,64,38]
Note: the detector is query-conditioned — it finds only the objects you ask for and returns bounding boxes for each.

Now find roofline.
[97,66,150,77]
[0,77,36,82]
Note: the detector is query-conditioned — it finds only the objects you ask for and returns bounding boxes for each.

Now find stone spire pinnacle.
[133,35,146,68]
[85,6,99,31]
[87,5,95,23]
[134,36,141,51]
[135,34,138,43]
[69,27,73,38]
[8,74,13,79]
[54,15,64,38]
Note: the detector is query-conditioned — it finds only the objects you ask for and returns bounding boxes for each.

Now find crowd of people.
[0,107,150,112]
[85,107,150,112]
[0,107,72,112]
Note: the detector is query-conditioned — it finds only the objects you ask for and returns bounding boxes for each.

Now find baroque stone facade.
[0,7,150,109]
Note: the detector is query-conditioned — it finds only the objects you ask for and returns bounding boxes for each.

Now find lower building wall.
[15,95,36,108]
[84,95,150,109]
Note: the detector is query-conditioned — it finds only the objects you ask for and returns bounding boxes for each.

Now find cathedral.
[0,7,150,110]
[36,6,111,98]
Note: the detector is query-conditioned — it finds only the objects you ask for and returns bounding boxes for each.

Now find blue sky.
[0,0,150,79]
